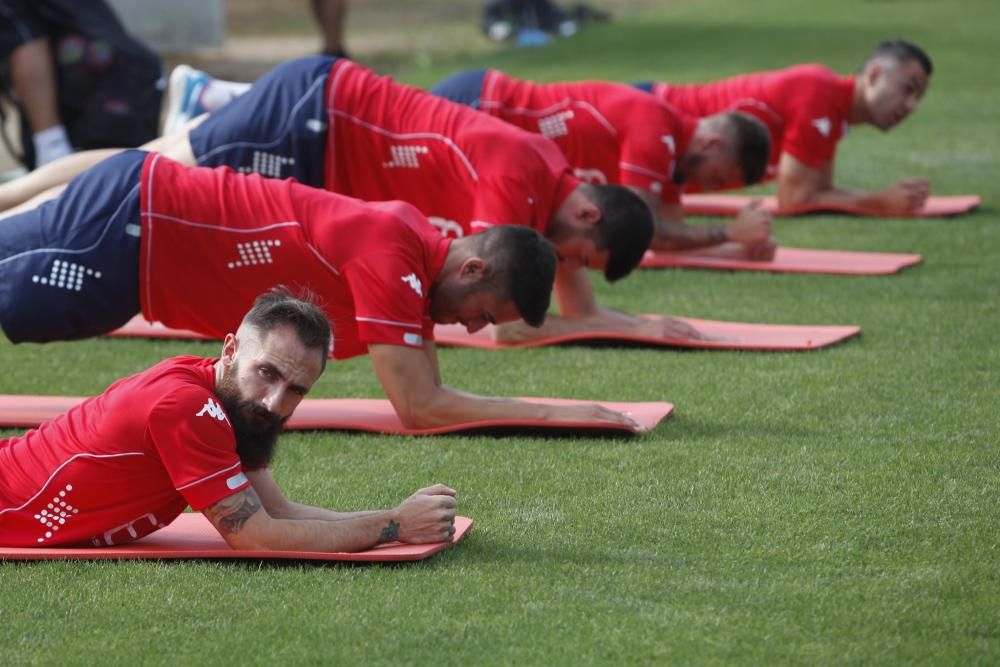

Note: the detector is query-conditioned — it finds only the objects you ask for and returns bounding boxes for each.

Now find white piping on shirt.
[0,452,146,515]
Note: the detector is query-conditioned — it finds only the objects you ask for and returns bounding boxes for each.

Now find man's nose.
[262,387,289,417]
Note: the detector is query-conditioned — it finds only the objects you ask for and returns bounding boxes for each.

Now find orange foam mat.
[434,317,859,352]
[640,247,923,275]
[0,512,473,562]
[681,194,980,218]
[0,396,671,435]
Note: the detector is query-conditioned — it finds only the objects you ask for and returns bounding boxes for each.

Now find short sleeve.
[471,174,535,230]
[342,251,429,350]
[617,107,675,201]
[147,386,249,510]
[782,87,843,168]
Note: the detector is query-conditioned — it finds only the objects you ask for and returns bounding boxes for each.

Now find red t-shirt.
[480,70,698,204]
[139,153,450,359]
[652,64,855,178]
[0,356,248,547]
[323,59,580,238]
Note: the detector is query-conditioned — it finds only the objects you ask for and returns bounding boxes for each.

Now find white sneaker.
[163,64,211,135]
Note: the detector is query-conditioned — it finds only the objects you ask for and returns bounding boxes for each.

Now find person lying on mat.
[0,150,641,431]
[635,39,933,215]
[0,56,701,344]
[431,68,775,260]
[0,288,461,551]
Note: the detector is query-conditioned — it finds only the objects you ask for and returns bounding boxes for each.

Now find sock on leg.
[33,125,73,166]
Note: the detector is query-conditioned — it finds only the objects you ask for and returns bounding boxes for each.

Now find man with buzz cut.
[0,150,641,431]
[0,288,461,550]
[0,56,675,344]
[635,40,933,214]
[431,67,775,262]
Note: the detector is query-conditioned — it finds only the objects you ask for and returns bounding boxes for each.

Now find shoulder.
[142,358,223,421]
[782,64,841,87]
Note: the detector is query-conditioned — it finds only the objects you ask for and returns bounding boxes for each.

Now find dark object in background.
[0,0,162,169]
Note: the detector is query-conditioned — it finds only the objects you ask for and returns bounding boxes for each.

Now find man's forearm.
[650,219,728,251]
[206,491,400,552]
[270,502,383,522]
[778,182,883,211]
[401,385,557,429]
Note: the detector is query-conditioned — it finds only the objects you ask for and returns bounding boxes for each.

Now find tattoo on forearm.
[708,226,728,244]
[378,520,400,544]
[207,489,262,535]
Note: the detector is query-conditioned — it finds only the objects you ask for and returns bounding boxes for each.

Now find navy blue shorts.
[631,81,654,93]
[430,70,488,109]
[190,56,335,189]
[0,150,145,343]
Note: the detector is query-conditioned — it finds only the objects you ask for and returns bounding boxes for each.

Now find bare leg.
[311,0,348,55]
[9,38,60,132]
[0,115,205,213]
[0,183,68,221]
[0,149,122,211]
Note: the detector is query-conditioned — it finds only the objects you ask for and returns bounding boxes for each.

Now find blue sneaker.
[163,64,211,134]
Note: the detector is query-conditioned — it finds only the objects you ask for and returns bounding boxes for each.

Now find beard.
[216,362,288,470]
[673,154,699,185]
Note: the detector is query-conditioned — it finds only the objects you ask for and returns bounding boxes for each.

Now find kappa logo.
[401,273,423,297]
[429,216,465,238]
[812,117,832,137]
[196,397,230,423]
[661,134,676,154]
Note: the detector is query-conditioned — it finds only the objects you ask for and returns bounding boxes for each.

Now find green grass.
[2,1,999,664]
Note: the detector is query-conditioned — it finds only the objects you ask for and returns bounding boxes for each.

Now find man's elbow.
[776,184,816,209]
[390,392,446,430]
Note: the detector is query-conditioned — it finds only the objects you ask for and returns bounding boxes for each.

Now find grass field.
[2,1,999,664]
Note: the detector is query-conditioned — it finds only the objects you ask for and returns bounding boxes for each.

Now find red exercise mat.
[434,317,859,352]
[681,193,980,218]
[0,396,672,435]
[640,247,923,275]
[0,512,473,562]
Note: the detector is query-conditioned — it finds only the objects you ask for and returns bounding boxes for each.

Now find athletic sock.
[199,80,252,114]
[33,125,73,166]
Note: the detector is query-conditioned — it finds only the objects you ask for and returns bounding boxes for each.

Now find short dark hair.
[473,226,557,328]
[242,286,333,370]
[588,183,654,282]
[862,40,933,76]
[723,112,771,186]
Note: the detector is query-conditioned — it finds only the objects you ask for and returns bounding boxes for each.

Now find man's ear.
[221,333,239,366]
[865,61,883,87]
[459,256,487,280]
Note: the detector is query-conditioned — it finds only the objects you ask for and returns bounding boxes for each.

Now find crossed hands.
[394,484,458,543]
[729,200,777,260]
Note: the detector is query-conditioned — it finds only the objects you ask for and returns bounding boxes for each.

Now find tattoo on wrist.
[709,226,728,244]
[378,520,400,544]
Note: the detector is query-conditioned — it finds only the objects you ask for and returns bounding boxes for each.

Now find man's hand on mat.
[494,320,544,344]
[557,403,645,431]
[878,178,930,214]
[393,484,459,543]
[728,200,773,244]
[745,237,778,261]
[634,316,707,341]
